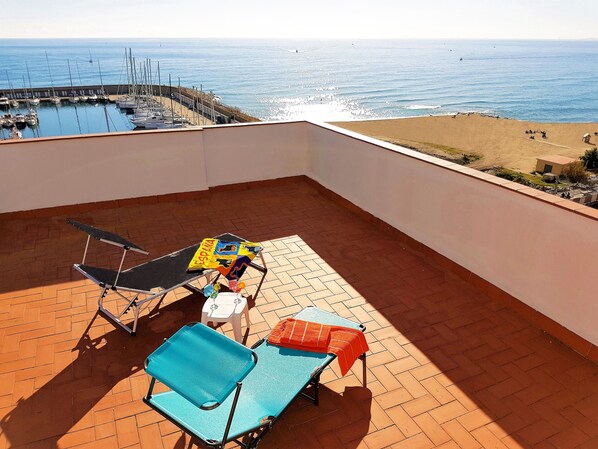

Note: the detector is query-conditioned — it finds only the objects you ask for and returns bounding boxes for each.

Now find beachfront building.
[0,123,596,449]
[535,154,578,175]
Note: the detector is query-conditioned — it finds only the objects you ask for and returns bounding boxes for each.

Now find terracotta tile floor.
[0,179,596,449]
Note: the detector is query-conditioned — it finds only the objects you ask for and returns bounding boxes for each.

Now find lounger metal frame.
[143,309,367,449]
[73,258,213,335]
[69,220,268,335]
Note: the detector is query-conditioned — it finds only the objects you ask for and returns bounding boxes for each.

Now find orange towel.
[268,318,368,376]
[268,318,331,351]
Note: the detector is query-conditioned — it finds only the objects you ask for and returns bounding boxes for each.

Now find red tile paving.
[0,178,596,449]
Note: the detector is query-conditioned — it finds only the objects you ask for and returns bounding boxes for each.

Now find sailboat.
[25,110,38,126]
[2,114,15,128]
[75,61,88,102]
[25,63,40,107]
[45,52,61,105]
[67,60,80,103]
[97,60,110,102]
[117,49,139,109]
[14,113,26,128]
[5,72,19,108]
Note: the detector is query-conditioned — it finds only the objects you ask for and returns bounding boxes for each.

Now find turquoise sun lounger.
[143,306,367,449]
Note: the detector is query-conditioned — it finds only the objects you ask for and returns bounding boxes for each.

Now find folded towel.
[268,318,368,376]
[268,318,330,351]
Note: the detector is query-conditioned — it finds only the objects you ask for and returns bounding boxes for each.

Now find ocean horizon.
[1,38,597,123]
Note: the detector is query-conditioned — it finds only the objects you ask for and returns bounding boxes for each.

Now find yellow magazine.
[187,238,262,280]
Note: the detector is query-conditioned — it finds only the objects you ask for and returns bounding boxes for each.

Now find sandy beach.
[334,114,598,172]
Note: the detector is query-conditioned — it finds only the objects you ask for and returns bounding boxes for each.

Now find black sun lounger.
[68,220,267,335]
[143,306,367,449]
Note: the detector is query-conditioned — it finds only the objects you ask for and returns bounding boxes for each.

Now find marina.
[0,101,133,140]
[0,88,252,140]
[0,48,258,140]
[0,84,257,140]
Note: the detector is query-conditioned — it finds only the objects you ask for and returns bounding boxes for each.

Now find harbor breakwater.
[1,84,260,124]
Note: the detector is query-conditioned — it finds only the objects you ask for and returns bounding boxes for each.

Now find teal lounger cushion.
[146,307,363,444]
[146,323,256,409]
[149,344,329,442]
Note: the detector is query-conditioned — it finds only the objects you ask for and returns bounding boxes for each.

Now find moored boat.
[26,110,38,126]
[148,121,185,129]
[14,114,26,128]
[117,96,138,109]
[45,52,62,106]
[25,63,40,107]
[1,114,14,128]
[9,126,22,139]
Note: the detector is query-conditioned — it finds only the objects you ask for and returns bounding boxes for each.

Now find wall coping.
[306,120,598,222]
[2,118,597,223]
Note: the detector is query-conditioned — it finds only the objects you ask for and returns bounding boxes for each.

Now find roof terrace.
[0,122,596,448]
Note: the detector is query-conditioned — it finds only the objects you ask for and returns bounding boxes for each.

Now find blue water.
[1,38,597,124]
[0,102,133,140]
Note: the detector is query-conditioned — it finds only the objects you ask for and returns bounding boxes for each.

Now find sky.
[1,0,597,40]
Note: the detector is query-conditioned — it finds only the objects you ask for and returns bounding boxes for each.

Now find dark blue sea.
[1,38,597,131]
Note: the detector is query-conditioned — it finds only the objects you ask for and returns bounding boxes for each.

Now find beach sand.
[333,114,598,172]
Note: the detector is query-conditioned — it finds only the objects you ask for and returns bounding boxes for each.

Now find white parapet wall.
[202,121,309,187]
[306,122,598,348]
[0,129,207,212]
[0,120,596,348]
[0,122,310,213]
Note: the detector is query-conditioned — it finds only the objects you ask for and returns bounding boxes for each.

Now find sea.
[0,38,597,138]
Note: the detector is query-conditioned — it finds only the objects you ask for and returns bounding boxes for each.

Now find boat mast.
[98,59,111,132]
[178,77,183,122]
[146,59,150,103]
[22,75,28,102]
[97,59,105,94]
[129,49,137,99]
[121,48,128,97]
[67,59,75,96]
[200,84,204,125]
[45,52,57,98]
[157,61,162,108]
[6,71,17,111]
[169,74,174,128]
[75,60,84,95]
[25,63,35,101]
[125,49,134,95]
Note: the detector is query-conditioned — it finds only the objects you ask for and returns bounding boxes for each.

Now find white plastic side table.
[200,292,250,343]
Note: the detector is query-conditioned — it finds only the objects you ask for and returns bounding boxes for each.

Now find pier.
[1,84,259,124]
